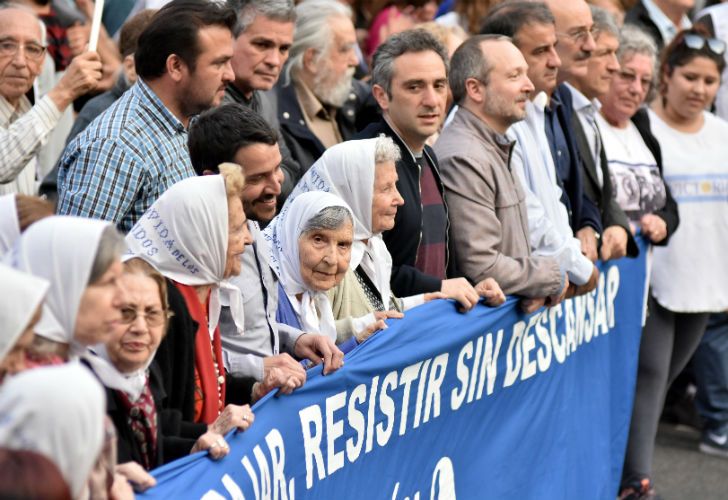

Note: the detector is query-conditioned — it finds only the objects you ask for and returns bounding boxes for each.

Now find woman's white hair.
[374,135,401,164]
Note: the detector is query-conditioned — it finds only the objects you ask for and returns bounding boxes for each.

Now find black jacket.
[630,108,680,245]
[625,1,665,52]
[569,105,639,257]
[355,119,450,296]
[276,78,378,176]
[153,280,256,424]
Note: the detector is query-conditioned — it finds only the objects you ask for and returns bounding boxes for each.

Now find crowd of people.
[0,0,727,498]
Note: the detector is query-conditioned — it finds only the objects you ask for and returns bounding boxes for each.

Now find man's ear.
[464,77,485,104]
[372,83,390,113]
[166,54,187,83]
[302,47,319,75]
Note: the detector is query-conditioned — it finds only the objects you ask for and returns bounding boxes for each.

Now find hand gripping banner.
[139,239,648,500]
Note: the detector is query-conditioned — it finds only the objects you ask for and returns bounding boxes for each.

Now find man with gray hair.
[276,0,377,173]
[566,6,637,261]
[435,35,568,307]
[0,3,102,195]
[224,0,302,199]
[356,29,481,311]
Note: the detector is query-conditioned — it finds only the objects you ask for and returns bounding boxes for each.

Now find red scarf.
[118,382,158,470]
[173,282,226,424]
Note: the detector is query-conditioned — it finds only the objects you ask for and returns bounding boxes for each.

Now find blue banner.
[140,239,648,500]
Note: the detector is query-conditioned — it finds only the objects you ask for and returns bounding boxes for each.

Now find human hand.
[566,265,599,298]
[49,51,102,109]
[263,353,306,387]
[66,23,90,56]
[208,404,254,436]
[474,277,506,307]
[294,334,344,375]
[441,277,480,312]
[115,462,156,492]
[576,226,598,262]
[109,473,135,500]
[520,297,546,314]
[600,226,627,261]
[191,431,229,460]
[253,366,302,401]
[423,292,447,302]
[545,274,569,307]
[355,319,387,343]
[640,214,667,244]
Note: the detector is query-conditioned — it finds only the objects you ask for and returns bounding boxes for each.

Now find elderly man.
[566,6,636,261]
[356,29,480,311]
[276,0,376,173]
[224,0,302,199]
[0,3,101,196]
[435,35,567,305]
[57,0,236,232]
[481,2,599,296]
[188,103,343,385]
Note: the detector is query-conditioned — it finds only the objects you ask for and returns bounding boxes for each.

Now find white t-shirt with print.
[648,109,728,312]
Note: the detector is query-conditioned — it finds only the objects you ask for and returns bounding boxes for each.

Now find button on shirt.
[0,94,62,195]
[57,79,194,232]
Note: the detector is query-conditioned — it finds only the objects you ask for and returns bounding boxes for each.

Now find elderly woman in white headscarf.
[284,137,506,344]
[0,363,106,499]
[3,216,126,370]
[125,165,266,438]
[0,263,48,382]
[0,193,54,256]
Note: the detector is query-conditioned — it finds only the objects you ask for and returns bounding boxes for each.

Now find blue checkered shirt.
[57,79,194,232]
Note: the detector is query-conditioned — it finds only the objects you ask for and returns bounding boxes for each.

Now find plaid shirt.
[57,79,194,232]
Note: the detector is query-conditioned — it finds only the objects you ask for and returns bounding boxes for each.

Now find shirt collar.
[295,79,334,122]
[135,78,186,133]
[0,94,31,125]
[642,0,692,45]
[564,82,602,115]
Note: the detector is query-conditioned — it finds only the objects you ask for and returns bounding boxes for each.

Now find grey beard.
[314,73,354,108]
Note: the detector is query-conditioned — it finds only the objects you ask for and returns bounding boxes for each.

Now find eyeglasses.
[681,34,726,55]
[616,70,653,91]
[557,26,599,45]
[0,39,46,61]
[120,306,171,327]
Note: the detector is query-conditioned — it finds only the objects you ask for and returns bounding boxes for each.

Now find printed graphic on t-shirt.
[608,160,667,220]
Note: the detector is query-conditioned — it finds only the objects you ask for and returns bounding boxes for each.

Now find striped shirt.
[0,94,62,196]
[57,79,194,232]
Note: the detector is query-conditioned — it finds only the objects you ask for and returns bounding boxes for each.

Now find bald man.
[0,4,101,195]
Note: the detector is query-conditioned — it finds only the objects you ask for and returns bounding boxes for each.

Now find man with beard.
[57,0,236,232]
[0,4,101,196]
[223,0,302,201]
[435,35,567,304]
[480,2,599,300]
[276,0,377,173]
[565,6,636,261]
[188,103,344,388]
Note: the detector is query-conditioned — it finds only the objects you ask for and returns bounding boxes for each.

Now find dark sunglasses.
[682,34,726,55]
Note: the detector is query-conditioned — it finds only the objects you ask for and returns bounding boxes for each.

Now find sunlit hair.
[219,162,247,199]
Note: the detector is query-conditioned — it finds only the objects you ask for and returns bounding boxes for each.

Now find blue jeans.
[694,313,728,435]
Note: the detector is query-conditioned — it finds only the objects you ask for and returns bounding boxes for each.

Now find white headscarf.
[263,191,353,341]
[0,194,20,257]
[124,175,241,338]
[0,363,106,498]
[3,216,134,394]
[285,138,394,306]
[3,216,110,344]
[0,263,49,362]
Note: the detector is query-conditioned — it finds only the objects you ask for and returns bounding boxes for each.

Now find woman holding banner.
[124,167,270,438]
[619,28,728,500]
[282,137,505,345]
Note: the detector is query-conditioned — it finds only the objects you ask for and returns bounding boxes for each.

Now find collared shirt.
[220,221,305,380]
[642,0,692,45]
[508,93,594,286]
[0,94,61,196]
[57,79,194,232]
[544,93,574,215]
[566,82,604,187]
[294,79,343,149]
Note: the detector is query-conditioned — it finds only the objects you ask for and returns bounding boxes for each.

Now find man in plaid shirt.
[57,0,236,232]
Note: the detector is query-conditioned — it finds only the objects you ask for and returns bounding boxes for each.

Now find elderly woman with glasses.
[617,27,728,500]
